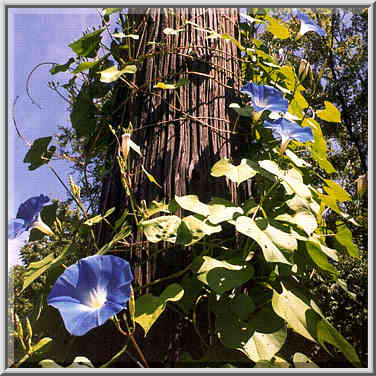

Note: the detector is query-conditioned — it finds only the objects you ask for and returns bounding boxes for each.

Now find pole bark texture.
[98,8,250,365]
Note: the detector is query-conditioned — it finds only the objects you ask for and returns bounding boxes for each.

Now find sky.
[7,8,101,268]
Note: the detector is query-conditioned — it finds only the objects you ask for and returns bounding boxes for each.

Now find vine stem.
[100,341,129,368]
[26,62,58,109]
[135,262,192,292]
[48,164,100,251]
[129,333,149,368]
[112,315,149,368]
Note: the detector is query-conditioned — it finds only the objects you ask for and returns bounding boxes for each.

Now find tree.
[94,7,254,365]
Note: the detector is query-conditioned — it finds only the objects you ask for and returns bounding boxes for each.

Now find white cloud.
[8,232,28,271]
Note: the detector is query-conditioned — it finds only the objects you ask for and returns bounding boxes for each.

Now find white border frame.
[2,2,374,374]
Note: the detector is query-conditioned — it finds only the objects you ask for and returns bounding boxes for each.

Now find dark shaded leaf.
[69,29,104,58]
[50,58,74,75]
[23,137,55,170]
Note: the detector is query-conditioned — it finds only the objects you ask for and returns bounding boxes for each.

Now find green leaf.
[266,17,290,39]
[98,65,137,83]
[69,29,104,58]
[207,202,243,225]
[127,139,142,156]
[84,207,115,226]
[316,101,341,123]
[315,316,361,367]
[235,216,290,264]
[50,58,74,75]
[70,86,97,138]
[272,285,316,342]
[177,216,221,245]
[23,137,56,171]
[175,275,203,314]
[175,195,211,216]
[192,256,254,294]
[39,356,94,368]
[302,118,337,174]
[254,356,290,368]
[323,179,351,202]
[32,337,52,354]
[335,279,357,301]
[306,242,339,275]
[199,344,252,367]
[229,294,256,321]
[140,215,181,243]
[163,27,180,35]
[293,353,319,368]
[22,254,55,293]
[240,13,265,24]
[143,200,169,218]
[67,356,95,368]
[285,149,311,168]
[112,33,139,39]
[272,285,361,366]
[135,284,184,336]
[21,243,76,293]
[220,33,244,50]
[216,313,287,362]
[211,159,258,184]
[229,103,254,117]
[279,65,297,92]
[307,236,339,262]
[153,78,189,90]
[259,160,311,200]
[104,8,122,16]
[286,195,320,216]
[39,359,62,368]
[335,222,359,258]
[256,218,298,252]
[275,211,317,236]
[141,165,162,188]
[72,60,101,74]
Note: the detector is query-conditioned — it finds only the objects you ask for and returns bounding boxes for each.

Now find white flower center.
[86,287,107,309]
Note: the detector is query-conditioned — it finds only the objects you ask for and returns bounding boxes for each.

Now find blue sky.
[8,8,100,266]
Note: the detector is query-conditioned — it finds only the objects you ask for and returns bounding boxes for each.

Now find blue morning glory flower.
[295,11,327,38]
[8,194,50,239]
[240,82,288,114]
[48,255,134,336]
[264,118,314,153]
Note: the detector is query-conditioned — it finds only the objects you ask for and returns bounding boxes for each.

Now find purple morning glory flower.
[48,255,134,336]
[295,11,327,37]
[8,194,50,239]
[264,118,314,153]
[240,82,288,114]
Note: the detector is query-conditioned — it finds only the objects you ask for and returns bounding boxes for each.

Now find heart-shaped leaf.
[135,284,184,336]
[316,101,341,123]
[192,256,254,294]
[211,159,258,184]
[235,216,290,264]
[140,215,181,243]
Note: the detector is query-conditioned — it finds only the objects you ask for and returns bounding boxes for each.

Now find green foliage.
[69,29,104,58]
[316,101,341,123]
[98,65,137,83]
[23,137,56,170]
[210,159,258,184]
[192,256,254,294]
[50,58,75,75]
[135,284,184,336]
